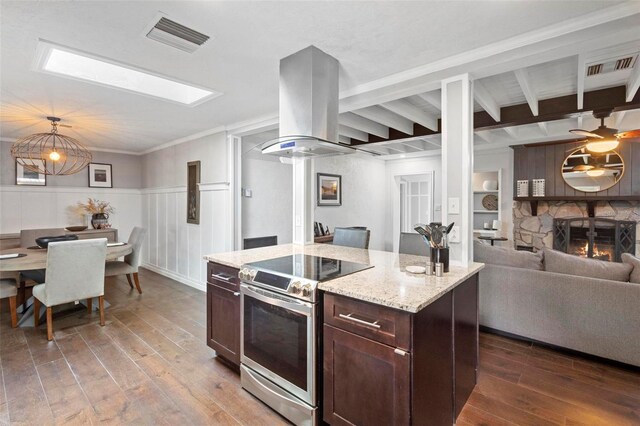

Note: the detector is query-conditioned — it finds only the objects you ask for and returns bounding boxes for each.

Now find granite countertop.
[204,244,484,313]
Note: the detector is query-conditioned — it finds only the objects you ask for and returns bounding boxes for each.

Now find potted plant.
[78,198,115,229]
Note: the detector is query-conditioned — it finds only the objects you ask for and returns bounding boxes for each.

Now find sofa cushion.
[544,248,632,282]
[621,253,640,284]
[473,240,543,270]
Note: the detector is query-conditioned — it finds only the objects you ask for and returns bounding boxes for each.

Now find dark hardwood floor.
[1,269,638,425]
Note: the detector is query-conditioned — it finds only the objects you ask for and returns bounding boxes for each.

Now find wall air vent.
[586,55,637,77]
[146,17,210,53]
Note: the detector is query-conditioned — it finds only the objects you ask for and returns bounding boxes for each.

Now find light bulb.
[585,140,618,153]
[49,151,61,161]
[586,169,605,177]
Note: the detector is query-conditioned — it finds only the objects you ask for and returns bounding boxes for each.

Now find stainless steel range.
[238,254,371,425]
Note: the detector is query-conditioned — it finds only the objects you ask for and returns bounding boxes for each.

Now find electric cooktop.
[247,254,371,282]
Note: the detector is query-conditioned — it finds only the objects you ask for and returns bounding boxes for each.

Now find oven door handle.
[241,285,312,316]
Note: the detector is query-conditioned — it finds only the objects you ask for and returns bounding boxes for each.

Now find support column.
[292,158,314,245]
[441,74,474,267]
[227,133,242,250]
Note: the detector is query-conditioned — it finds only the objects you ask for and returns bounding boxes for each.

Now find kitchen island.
[205,243,483,425]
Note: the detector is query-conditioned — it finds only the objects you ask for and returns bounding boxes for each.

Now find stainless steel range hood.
[262,46,374,158]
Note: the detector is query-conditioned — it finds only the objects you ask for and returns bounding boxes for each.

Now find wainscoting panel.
[141,184,232,291]
[0,186,142,244]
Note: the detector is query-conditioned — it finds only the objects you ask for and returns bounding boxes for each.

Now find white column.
[227,133,242,250]
[441,74,474,266]
[292,157,314,245]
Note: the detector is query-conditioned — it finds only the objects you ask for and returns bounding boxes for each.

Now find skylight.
[36,41,221,106]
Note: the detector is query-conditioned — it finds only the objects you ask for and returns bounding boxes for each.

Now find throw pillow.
[473,239,543,270]
[544,248,633,282]
[621,253,640,284]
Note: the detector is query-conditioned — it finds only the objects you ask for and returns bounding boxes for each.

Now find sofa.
[475,240,640,367]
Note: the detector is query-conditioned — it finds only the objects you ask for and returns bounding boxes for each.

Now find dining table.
[0,243,132,327]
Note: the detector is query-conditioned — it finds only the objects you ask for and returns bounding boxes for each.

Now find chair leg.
[9,296,17,328]
[87,298,92,313]
[33,297,40,327]
[133,273,142,294]
[46,307,53,341]
[19,281,26,310]
[125,274,134,289]
[98,296,105,326]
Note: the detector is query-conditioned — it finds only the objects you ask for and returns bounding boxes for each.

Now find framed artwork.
[16,160,46,186]
[88,163,113,188]
[187,161,201,224]
[317,173,342,206]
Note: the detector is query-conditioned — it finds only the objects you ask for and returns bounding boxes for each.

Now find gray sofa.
[475,241,640,367]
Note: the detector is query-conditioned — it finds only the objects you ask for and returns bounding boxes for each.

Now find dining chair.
[104,227,147,294]
[399,232,429,256]
[33,238,107,341]
[18,228,66,301]
[0,278,18,328]
[332,227,371,249]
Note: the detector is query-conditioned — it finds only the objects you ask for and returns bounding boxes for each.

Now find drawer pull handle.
[338,313,381,329]
[211,273,233,282]
[394,348,408,356]
[233,292,240,297]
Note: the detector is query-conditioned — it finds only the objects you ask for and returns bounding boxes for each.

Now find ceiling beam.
[338,135,351,145]
[339,112,389,138]
[514,68,539,116]
[339,125,368,142]
[626,59,640,102]
[402,140,430,151]
[350,85,640,146]
[380,99,438,130]
[613,110,626,129]
[537,122,549,136]
[503,127,519,139]
[416,91,441,110]
[577,54,586,109]
[352,106,414,134]
[474,131,491,144]
[474,80,501,122]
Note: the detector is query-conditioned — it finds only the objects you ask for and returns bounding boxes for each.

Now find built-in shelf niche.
[473,170,502,235]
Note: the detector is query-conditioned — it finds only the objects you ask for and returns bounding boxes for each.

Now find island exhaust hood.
[262,46,377,158]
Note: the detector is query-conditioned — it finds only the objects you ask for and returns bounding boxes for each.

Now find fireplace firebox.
[553,218,636,262]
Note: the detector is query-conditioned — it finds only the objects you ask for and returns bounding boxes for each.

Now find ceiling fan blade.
[569,129,603,139]
[614,129,640,139]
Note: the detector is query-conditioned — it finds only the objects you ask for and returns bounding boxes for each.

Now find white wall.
[242,156,293,245]
[384,154,443,252]
[313,154,386,250]
[0,142,143,241]
[475,147,514,242]
[140,132,233,291]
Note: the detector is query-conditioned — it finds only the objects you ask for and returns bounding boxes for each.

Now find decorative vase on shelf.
[482,180,498,191]
[91,213,109,229]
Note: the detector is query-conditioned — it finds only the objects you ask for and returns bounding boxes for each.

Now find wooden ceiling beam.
[352,106,414,135]
[380,99,438,131]
[339,112,389,138]
[474,80,501,122]
[626,59,640,102]
[350,85,639,146]
[416,91,441,111]
[514,68,539,116]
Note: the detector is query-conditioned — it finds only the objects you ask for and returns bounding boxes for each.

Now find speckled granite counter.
[204,244,483,313]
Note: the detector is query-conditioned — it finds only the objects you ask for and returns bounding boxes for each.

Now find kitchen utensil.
[445,222,455,235]
[430,227,444,248]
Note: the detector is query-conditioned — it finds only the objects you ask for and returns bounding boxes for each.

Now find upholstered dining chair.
[0,276,18,328]
[33,239,107,341]
[104,227,147,294]
[332,227,371,249]
[399,232,429,256]
[18,228,66,305]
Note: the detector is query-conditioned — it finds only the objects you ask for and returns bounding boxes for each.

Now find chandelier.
[11,116,92,176]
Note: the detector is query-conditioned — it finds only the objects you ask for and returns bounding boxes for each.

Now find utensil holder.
[430,247,449,273]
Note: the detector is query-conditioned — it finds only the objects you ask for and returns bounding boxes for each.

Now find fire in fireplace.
[553,218,636,262]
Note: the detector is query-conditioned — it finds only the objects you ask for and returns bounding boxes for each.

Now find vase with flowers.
[78,198,115,229]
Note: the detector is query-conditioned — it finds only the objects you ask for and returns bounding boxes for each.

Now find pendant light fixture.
[11,117,92,175]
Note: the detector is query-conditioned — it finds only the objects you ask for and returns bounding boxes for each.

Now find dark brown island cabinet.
[323,275,478,426]
[206,261,241,367]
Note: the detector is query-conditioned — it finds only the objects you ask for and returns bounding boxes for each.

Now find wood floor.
[0,269,638,425]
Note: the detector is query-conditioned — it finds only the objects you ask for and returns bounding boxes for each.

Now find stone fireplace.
[513,200,640,256]
[552,217,636,262]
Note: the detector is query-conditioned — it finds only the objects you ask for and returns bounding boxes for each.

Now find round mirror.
[562,148,624,192]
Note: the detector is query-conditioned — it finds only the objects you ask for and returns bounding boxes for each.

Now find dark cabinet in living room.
[206,262,240,367]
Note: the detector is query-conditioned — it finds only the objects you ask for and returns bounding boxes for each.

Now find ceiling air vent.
[586,54,637,77]
[146,17,210,53]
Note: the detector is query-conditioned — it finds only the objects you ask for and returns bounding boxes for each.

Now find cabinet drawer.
[207,262,240,291]
[324,293,411,350]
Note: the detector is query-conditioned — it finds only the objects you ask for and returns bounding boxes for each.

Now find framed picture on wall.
[16,160,46,186]
[88,163,113,188]
[187,160,201,224]
[317,173,342,206]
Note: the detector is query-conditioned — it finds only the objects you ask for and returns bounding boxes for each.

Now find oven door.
[241,284,316,405]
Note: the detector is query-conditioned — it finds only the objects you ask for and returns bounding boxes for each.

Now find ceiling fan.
[569,110,640,153]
